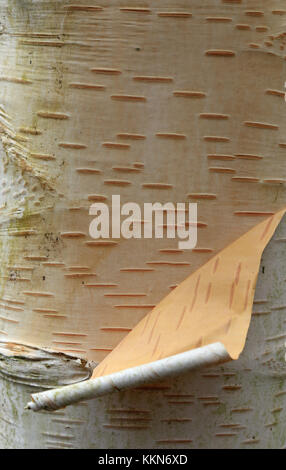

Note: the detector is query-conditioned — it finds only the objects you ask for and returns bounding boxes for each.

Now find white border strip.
[26,342,230,411]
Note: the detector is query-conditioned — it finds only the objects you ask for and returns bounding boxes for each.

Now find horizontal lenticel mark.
[133,76,173,82]
[205,50,235,57]
[236,24,251,30]
[157,12,192,18]
[155,133,186,139]
[23,291,54,297]
[119,7,150,13]
[245,11,264,17]
[91,68,121,75]
[188,193,217,199]
[234,211,274,216]
[60,232,86,238]
[59,142,87,149]
[111,95,146,102]
[232,177,260,183]
[244,121,278,130]
[173,90,206,98]
[63,5,104,11]
[76,168,101,174]
[206,17,232,22]
[204,136,230,142]
[120,267,154,272]
[30,153,55,161]
[272,10,286,15]
[112,166,141,173]
[88,194,107,201]
[209,167,236,174]
[200,113,229,119]
[117,133,145,140]
[235,153,263,160]
[263,179,286,184]
[69,83,105,90]
[208,154,235,160]
[85,241,118,247]
[142,183,173,189]
[102,142,130,149]
[266,89,285,97]
[104,179,131,186]
[37,111,69,119]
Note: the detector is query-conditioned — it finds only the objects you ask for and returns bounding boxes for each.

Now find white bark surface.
[0,0,285,449]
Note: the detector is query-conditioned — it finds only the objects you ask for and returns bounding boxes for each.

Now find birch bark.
[0,0,285,449]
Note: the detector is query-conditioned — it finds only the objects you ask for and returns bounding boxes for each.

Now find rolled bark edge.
[26,342,230,412]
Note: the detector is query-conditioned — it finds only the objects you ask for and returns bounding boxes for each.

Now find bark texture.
[0,0,285,449]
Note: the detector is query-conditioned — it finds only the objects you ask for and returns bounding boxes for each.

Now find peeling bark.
[0,0,286,449]
[0,341,93,388]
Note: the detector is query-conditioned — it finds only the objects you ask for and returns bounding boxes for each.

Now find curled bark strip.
[26,342,230,411]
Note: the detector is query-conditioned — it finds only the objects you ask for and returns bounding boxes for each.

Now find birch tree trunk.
[1,226,286,449]
[0,0,286,449]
